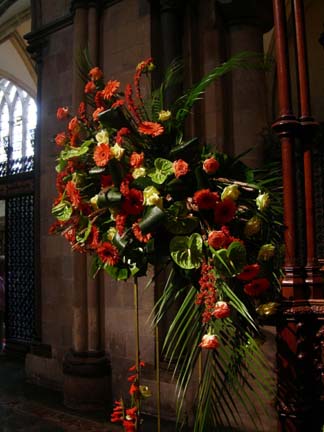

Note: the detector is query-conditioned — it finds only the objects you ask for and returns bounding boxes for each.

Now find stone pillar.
[217,0,273,167]
[62,0,111,412]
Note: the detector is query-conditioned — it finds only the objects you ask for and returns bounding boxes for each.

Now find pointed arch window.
[0,78,37,176]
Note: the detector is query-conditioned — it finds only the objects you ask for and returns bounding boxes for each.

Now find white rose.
[132,167,146,179]
[110,143,125,160]
[143,186,162,207]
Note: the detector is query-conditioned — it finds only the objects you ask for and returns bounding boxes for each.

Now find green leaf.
[55,158,67,173]
[170,233,203,269]
[103,264,129,280]
[148,158,173,184]
[169,137,199,160]
[138,205,165,234]
[227,241,247,273]
[76,221,92,243]
[61,139,93,160]
[213,248,234,277]
[52,201,73,221]
[164,202,199,234]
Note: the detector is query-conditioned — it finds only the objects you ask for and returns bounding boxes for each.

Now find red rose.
[244,278,270,297]
[203,157,220,174]
[55,132,67,146]
[130,152,144,168]
[199,334,220,350]
[212,301,230,319]
[173,159,189,179]
[56,106,69,120]
[237,263,260,281]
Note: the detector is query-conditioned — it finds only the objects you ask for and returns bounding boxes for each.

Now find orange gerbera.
[138,121,164,137]
[93,143,111,167]
[97,242,119,266]
[102,80,120,100]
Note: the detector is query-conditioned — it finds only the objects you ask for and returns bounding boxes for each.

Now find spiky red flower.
[214,198,236,224]
[132,222,152,243]
[244,278,270,297]
[116,127,130,144]
[93,143,110,167]
[102,80,120,100]
[237,263,260,281]
[193,189,220,210]
[97,242,119,266]
[115,213,127,235]
[138,121,164,137]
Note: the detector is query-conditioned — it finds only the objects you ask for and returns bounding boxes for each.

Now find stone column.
[62,0,111,412]
[217,0,273,167]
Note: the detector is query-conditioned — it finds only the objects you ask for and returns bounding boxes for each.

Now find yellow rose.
[132,167,146,179]
[107,227,117,241]
[221,184,240,201]
[143,186,162,207]
[110,143,125,160]
[90,194,98,209]
[158,110,171,122]
[258,244,275,261]
[256,192,270,212]
[95,129,109,144]
[244,216,262,237]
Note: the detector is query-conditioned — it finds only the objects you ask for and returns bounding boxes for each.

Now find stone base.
[63,349,111,412]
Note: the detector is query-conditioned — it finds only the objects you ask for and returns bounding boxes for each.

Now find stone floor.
[0,354,120,432]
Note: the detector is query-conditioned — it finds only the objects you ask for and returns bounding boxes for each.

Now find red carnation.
[97,242,119,266]
[244,278,270,297]
[237,263,260,281]
[193,189,220,210]
[214,198,236,224]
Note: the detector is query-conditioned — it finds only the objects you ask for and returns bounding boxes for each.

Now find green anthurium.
[170,233,203,269]
[164,202,199,234]
[52,201,73,221]
[148,158,173,184]
[211,241,247,277]
[227,241,247,273]
[61,139,93,160]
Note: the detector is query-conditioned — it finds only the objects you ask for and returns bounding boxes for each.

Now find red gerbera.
[122,189,143,216]
[93,143,110,167]
[237,263,260,281]
[214,198,236,224]
[102,80,120,100]
[65,181,81,208]
[193,189,220,210]
[97,242,119,266]
[138,121,164,137]
[244,278,270,297]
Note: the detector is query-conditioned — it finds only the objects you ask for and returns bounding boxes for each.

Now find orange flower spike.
[127,374,138,383]
[128,364,136,372]
[88,66,103,81]
[129,383,139,395]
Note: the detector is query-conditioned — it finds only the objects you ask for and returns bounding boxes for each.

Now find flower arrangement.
[51,53,283,431]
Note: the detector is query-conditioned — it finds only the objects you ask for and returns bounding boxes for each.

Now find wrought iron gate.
[5,193,35,342]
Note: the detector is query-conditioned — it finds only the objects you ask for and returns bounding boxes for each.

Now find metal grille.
[6,194,35,341]
[0,156,34,177]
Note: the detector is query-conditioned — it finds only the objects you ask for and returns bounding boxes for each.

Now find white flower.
[110,143,125,160]
[158,110,171,122]
[258,244,276,261]
[132,167,146,179]
[95,129,109,144]
[221,184,240,201]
